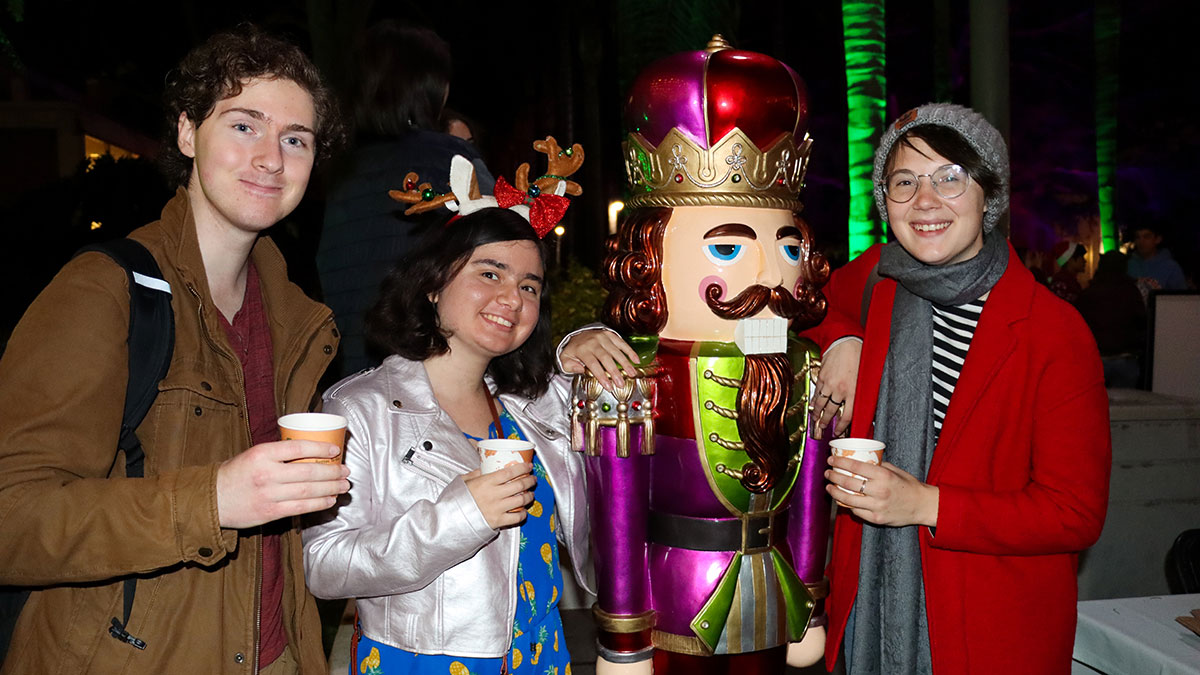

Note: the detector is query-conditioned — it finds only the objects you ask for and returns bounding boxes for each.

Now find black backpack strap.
[79,239,175,471]
[76,239,175,651]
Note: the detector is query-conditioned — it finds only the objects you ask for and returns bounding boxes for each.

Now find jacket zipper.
[253,530,262,673]
[238,329,261,675]
[506,518,519,654]
[402,438,474,480]
[192,282,263,672]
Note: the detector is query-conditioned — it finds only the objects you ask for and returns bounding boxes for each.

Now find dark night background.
[1,0,1197,341]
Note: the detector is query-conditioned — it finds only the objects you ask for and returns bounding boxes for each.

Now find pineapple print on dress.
[448,661,479,675]
[520,580,537,614]
[531,626,549,664]
[359,647,382,675]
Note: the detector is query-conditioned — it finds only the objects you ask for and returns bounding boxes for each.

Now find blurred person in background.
[318,21,493,379]
[441,107,483,148]
[1126,221,1186,291]
[1048,240,1088,303]
[1076,250,1146,388]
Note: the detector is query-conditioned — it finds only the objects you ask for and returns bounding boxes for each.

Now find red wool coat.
[809,244,1111,674]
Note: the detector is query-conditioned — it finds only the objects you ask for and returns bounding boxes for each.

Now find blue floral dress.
[353,406,572,675]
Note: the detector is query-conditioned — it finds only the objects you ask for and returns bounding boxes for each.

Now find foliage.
[549,258,607,345]
[0,0,24,67]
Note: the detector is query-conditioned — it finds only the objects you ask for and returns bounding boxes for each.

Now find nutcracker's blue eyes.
[704,243,744,265]
[781,244,801,265]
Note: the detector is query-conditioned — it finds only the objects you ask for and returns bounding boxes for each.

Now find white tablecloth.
[1073,594,1200,674]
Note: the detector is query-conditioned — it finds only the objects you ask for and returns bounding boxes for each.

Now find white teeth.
[913,222,950,232]
[484,313,513,327]
[735,317,788,354]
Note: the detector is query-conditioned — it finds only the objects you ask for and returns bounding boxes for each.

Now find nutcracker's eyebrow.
[777,226,802,240]
[704,223,757,239]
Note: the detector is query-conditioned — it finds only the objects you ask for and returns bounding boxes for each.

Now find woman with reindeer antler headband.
[304,139,634,675]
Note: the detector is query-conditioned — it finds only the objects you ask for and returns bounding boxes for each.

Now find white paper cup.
[279,412,348,464]
[829,438,885,507]
[477,438,535,474]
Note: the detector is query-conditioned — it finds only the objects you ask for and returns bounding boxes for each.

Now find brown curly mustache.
[705,283,807,320]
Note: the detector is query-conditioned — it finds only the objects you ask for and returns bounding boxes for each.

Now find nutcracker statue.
[570,36,834,673]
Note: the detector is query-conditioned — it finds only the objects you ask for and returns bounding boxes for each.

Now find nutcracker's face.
[659,205,805,344]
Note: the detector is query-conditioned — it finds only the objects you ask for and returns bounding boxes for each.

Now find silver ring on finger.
[859,477,869,494]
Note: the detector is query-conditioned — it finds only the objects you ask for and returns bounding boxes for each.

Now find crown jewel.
[622,36,812,211]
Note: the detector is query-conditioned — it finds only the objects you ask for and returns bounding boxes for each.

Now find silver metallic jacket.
[302,356,592,657]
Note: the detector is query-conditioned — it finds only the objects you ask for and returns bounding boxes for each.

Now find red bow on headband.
[493,176,569,238]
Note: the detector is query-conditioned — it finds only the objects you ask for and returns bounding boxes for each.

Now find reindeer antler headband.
[388,136,585,238]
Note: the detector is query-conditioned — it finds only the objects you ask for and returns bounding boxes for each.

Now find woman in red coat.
[808,104,1111,674]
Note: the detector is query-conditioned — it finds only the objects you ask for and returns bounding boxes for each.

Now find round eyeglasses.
[883,164,971,203]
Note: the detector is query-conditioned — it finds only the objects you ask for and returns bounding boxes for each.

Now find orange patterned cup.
[829,438,885,507]
[477,438,535,474]
[279,413,347,464]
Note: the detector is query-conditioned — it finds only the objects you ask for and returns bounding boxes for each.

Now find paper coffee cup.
[279,412,347,464]
[829,438,885,507]
[477,438,535,474]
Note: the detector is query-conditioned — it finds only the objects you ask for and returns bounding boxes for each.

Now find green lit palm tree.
[1094,0,1119,252]
[843,0,887,257]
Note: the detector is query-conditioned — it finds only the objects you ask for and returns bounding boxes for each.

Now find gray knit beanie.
[872,103,1010,233]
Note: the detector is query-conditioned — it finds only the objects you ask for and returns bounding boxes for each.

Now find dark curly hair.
[601,207,670,335]
[365,208,554,399]
[159,24,346,189]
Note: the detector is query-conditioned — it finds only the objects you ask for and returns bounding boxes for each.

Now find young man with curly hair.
[0,25,347,674]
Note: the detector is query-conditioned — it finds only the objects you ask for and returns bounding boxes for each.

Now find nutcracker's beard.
[705,283,805,321]
[735,353,792,494]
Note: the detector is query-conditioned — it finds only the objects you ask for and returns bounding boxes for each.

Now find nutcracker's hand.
[597,654,654,675]
[786,625,826,667]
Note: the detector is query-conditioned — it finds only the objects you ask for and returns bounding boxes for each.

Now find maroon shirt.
[218,263,288,669]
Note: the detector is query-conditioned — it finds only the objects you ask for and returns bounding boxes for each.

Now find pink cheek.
[792,278,805,298]
[700,275,726,301]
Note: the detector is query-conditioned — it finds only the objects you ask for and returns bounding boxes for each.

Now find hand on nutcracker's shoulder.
[559,327,639,390]
[814,337,861,437]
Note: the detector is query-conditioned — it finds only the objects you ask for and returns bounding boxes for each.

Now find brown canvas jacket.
[0,189,338,674]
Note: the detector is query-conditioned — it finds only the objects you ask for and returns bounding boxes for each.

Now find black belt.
[648,510,786,552]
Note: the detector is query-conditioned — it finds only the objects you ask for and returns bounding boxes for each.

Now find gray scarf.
[847,231,1008,675]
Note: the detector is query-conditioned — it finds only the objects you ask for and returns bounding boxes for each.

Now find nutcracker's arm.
[572,366,657,664]
[784,338,833,635]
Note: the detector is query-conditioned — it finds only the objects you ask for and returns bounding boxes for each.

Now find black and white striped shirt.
[931,299,985,435]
